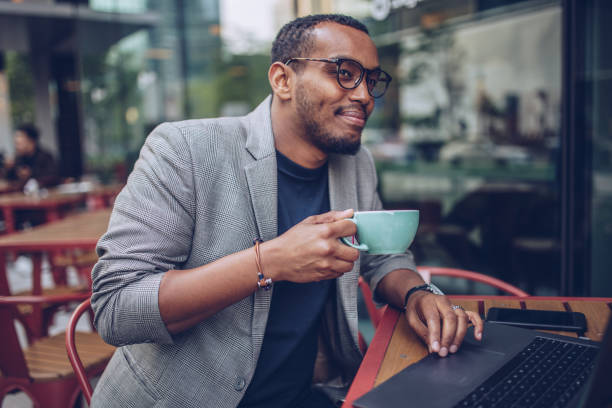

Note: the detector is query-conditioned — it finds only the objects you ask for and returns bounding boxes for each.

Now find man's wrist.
[258,239,282,282]
[402,283,444,311]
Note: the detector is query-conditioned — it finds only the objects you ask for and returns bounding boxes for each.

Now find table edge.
[0,240,99,251]
[342,307,400,408]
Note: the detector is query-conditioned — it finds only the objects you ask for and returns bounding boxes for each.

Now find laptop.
[353,316,612,408]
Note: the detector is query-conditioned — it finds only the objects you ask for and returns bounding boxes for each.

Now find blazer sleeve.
[356,148,418,304]
[91,122,196,346]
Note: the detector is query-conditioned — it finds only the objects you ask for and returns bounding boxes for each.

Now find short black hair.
[271,14,369,66]
[16,123,40,143]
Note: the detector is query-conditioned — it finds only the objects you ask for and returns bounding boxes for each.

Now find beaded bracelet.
[253,239,272,290]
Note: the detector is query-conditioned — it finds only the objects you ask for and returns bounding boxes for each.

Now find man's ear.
[268,62,293,101]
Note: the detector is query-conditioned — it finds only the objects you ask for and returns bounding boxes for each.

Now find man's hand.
[405,291,483,357]
[262,209,360,283]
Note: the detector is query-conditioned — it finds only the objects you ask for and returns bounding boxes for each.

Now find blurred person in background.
[90,14,482,408]
[3,123,59,189]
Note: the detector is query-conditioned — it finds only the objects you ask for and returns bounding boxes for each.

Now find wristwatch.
[402,283,444,311]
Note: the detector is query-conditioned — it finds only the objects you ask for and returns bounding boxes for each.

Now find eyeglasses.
[285,57,392,98]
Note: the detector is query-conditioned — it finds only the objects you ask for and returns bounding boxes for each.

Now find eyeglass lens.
[338,60,390,98]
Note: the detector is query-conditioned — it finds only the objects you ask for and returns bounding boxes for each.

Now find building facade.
[0,0,609,296]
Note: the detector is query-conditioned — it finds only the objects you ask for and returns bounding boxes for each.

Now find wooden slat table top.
[0,191,86,208]
[484,298,521,312]
[568,301,611,340]
[0,180,20,194]
[344,296,612,408]
[88,184,123,196]
[0,209,111,251]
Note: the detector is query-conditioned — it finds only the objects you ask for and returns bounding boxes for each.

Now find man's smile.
[336,106,368,128]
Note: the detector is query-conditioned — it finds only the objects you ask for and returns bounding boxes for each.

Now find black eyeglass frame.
[284,57,392,98]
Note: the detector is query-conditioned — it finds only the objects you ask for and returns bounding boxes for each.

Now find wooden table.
[343,296,612,407]
[0,209,111,338]
[54,182,124,210]
[0,190,87,233]
[0,180,20,194]
[86,183,123,210]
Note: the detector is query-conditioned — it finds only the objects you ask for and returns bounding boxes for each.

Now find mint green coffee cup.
[341,210,419,254]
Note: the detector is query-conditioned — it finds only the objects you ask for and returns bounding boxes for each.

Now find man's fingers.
[407,311,431,350]
[449,309,468,354]
[329,219,358,242]
[304,209,354,224]
[332,239,360,262]
[408,296,485,357]
[327,259,355,277]
[467,310,484,340]
[439,306,458,356]
[420,306,442,354]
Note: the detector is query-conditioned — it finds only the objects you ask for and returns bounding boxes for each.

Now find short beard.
[296,86,362,156]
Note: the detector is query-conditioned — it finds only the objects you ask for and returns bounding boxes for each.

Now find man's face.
[292,23,379,155]
[14,131,36,156]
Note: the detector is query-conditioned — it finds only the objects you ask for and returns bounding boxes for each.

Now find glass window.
[578,1,612,296]
[358,0,563,294]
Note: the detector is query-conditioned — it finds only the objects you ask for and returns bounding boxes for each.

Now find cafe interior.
[0,0,611,407]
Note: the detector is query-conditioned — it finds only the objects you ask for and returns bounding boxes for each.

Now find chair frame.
[358,277,386,329]
[359,267,529,330]
[65,298,96,404]
[0,293,90,408]
[416,266,530,297]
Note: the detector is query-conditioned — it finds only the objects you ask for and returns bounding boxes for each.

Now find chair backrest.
[358,277,386,329]
[416,266,529,297]
[65,298,95,404]
[0,302,29,379]
[358,267,528,330]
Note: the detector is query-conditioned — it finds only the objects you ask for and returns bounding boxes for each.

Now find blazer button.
[234,376,246,391]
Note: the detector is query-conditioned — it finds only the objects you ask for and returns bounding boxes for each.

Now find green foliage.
[188,53,271,118]
[81,48,143,156]
[5,52,35,126]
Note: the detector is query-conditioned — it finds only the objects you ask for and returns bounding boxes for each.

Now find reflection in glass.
[363,1,562,294]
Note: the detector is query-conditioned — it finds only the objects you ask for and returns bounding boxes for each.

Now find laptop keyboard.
[454,337,599,408]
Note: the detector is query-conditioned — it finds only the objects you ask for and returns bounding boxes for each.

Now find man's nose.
[349,77,374,106]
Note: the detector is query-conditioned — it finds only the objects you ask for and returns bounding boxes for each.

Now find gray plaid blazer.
[90,96,416,407]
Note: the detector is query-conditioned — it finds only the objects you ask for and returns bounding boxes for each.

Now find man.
[91,14,483,408]
[4,123,59,189]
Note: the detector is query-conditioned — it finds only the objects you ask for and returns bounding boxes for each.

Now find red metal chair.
[0,293,114,408]
[66,298,111,404]
[358,267,529,330]
[358,277,386,329]
[416,266,530,297]
[63,296,362,399]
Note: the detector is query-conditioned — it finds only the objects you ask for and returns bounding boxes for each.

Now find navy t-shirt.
[238,151,332,408]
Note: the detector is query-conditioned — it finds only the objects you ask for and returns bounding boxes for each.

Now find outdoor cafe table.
[343,295,612,408]
[0,190,87,234]
[0,209,111,338]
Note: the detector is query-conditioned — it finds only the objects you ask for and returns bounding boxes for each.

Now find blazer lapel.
[244,95,277,242]
[245,159,277,242]
[328,154,360,343]
[328,153,358,212]
[244,96,277,362]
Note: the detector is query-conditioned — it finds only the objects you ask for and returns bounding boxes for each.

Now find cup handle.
[340,218,369,251]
